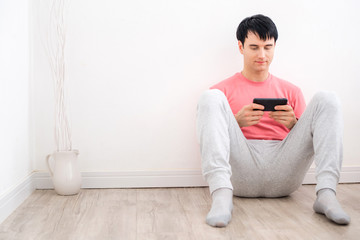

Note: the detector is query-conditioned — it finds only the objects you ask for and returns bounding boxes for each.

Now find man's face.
[238,31,275,73]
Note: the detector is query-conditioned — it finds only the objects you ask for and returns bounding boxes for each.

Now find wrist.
[234,115,243,128]
[289,118,297,129]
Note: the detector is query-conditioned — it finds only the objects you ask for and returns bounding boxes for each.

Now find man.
[196,14,350,227]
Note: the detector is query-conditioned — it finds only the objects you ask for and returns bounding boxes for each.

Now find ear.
[238,41,244,54]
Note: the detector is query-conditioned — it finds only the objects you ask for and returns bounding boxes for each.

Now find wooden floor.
[0,184,359,240]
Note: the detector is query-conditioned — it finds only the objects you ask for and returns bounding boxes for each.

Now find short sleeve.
[293,89,306,119]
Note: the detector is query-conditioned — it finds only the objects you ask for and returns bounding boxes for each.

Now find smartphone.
[253,98,288,111]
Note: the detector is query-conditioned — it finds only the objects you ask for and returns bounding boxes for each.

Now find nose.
[258,49,265,59]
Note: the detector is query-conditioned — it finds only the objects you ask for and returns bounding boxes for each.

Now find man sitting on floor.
[196,14,350,227]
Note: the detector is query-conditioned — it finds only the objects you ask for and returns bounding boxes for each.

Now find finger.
[271,117,287,125]
[250,121,261,126]
[278,119,291,127]
[248,119,261,126]
[269,112,282,118]
[271,113,286,119]
[247,115,263,123]
[248,115,263,122]
[244,110,263,118]
[277,117,290,122]
[274,105,292,111]
[270,110,292,118]
[251,103,265,111]
[251,110,264,117]
[270,114,290,122]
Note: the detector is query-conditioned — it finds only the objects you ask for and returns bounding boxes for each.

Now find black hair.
[236,14,278,45]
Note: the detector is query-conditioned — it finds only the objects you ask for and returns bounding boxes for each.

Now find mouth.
[255,61,266,64]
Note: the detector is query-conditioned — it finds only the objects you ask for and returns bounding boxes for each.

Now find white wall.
[32,0,360,174]
[0,0,32,197]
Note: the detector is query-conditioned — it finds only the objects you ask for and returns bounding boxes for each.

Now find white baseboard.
[1,167,359,224]
[33,167,360,189]
[302,166,360,184]
[33,170,208,189]
[0,173,35,224]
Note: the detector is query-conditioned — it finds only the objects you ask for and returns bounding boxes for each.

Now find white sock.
[313,188,350,225]
[206,188,233,227]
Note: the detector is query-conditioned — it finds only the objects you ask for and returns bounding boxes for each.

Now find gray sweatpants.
[196,89,343,197]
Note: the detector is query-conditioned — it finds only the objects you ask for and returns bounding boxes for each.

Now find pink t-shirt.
[210,72,306,140]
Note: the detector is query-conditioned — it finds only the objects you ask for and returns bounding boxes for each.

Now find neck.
[241,69,269,82]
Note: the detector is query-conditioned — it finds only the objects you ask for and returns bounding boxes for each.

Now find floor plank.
[0,184,359,240]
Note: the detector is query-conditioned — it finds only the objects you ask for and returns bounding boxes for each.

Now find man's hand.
[235,104,264,127]
[268,105,297,129]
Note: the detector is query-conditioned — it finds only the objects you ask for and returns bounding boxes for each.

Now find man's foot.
[313,188,350,225]
[206,188,233,227]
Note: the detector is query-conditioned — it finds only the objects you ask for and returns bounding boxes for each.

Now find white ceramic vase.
[46,150,81,195]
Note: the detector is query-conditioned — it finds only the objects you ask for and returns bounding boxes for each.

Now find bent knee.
[198,89,228,109]
[312,91,341,111]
